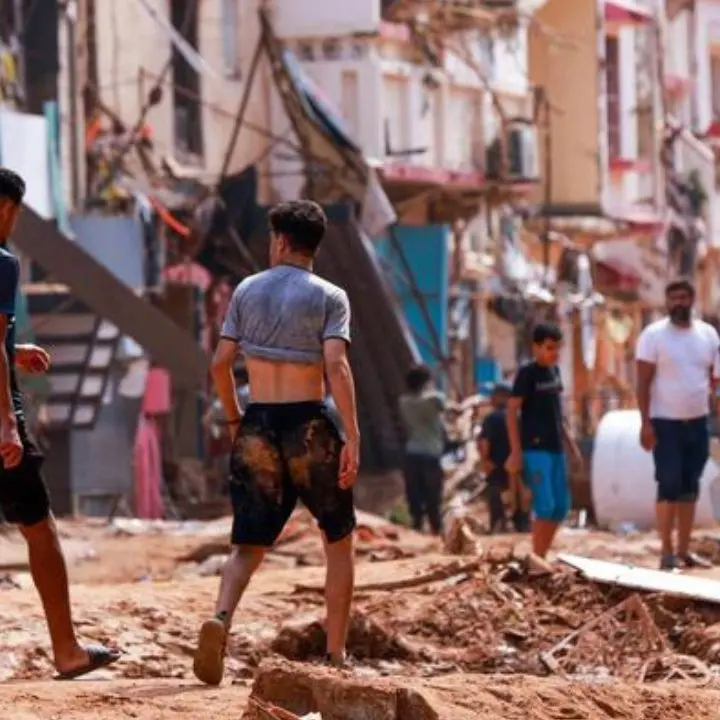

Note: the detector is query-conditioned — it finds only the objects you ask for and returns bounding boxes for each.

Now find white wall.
[271,0,380,38]
[667,9,692,126]
[268,13,533,200]
[492,22,530,96]
[695,0,720,133]
[89,0,270,186]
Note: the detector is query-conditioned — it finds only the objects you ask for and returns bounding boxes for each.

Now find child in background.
[477,381,530,533]
[506,323,582,557]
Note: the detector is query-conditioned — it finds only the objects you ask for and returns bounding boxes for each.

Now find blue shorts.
[651,417,708,502]
[523,450,570,523]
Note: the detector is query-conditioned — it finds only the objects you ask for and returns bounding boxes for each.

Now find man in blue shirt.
[0,168,119,679]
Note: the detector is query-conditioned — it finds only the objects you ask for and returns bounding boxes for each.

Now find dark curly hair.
[0,167,26,205]
[269,200,327,255]
[405,364,432,393]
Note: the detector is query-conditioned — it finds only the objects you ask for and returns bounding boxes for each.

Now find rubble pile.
[281,557,720,683]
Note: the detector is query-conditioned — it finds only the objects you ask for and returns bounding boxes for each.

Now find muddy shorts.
[229,401,356,547]
[0,419,51,526]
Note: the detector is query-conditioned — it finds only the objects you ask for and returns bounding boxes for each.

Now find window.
[383,75,410,155]
[606,36,621,160]
[171,0,203,158]
[445,89,481,170]
[422,87,442,167]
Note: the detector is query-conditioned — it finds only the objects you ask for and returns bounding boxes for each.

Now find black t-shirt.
[479,408,510,466]
[0,245,23,423]
[511,361,564,452]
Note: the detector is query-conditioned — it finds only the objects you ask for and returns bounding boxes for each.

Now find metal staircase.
[23,283,120,429]
[14,204,208,392]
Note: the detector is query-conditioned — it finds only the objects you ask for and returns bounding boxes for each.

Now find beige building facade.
[59,0,272,208]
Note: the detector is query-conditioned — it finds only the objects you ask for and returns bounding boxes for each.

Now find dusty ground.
[3,513,720,718]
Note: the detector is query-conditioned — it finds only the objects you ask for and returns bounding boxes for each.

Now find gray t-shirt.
[221,265,351,364]
[398,390,447,458]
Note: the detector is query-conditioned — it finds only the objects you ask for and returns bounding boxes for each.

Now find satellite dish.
[577,254,596,370]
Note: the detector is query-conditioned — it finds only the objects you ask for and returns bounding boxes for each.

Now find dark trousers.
[486,469,530,534]
[404,453,444,534]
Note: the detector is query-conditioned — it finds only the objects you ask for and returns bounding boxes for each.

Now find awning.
[381,162,484,188]
[605,0,653,25]
[282,50,361,156]
[608,157,651,174]
[605,205,664,236]
[595,258,642,293]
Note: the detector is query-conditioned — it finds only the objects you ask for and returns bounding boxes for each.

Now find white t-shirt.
[635,318,720,419]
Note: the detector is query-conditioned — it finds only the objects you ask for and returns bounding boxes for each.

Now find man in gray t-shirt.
[399,365,447,534]
[193,200,360,685]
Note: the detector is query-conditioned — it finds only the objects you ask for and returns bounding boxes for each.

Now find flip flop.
[54,645,121,680]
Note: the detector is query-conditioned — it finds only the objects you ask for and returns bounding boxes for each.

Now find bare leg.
[323,533,354,663]
[676,500,696,558]
[215,545,266,626]
[194,545,265,686]
[19,517,88,673]
[656,500,676,556]
[531,519,559,558]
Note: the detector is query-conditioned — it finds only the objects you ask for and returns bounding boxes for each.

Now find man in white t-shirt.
[635,278,720,571]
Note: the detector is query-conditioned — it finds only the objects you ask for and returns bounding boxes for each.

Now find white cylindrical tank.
[591,409,720,529]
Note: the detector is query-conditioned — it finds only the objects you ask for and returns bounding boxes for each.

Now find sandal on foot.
[193,618,227,686]
[680,552,713,569]
[54,645,121,681]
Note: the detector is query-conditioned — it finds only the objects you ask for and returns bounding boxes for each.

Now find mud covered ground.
[3,513,720,718]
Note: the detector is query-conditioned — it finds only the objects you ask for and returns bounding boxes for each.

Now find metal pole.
[66,1,80,207]
[217,34,264,184]
[542,89,552,286]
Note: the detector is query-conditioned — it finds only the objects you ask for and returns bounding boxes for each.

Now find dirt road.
[2,516,720,718]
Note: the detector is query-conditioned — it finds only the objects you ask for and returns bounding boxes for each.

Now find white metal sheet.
[559,553,720,604]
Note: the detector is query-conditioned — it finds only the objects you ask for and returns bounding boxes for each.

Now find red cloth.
[143,367,171,416]
[133,415,164,519]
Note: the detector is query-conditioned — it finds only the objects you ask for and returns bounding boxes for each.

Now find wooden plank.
[558,553,720,604]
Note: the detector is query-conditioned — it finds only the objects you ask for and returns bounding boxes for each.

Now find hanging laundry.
[133,414,164,519]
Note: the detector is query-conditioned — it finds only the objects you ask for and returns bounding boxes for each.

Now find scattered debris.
[270,611,420,662]
[294,558,482,594]
[640,653,713,686]
[540,594,666,679]
[248,697,313,720]
[0,574,21,590]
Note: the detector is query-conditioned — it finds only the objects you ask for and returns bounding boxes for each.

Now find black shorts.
[0,421,51,526]
[652,416,709,502]
[229,401,356,546]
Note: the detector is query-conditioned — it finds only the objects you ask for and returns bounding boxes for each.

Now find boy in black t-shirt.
[506,323,581,558]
